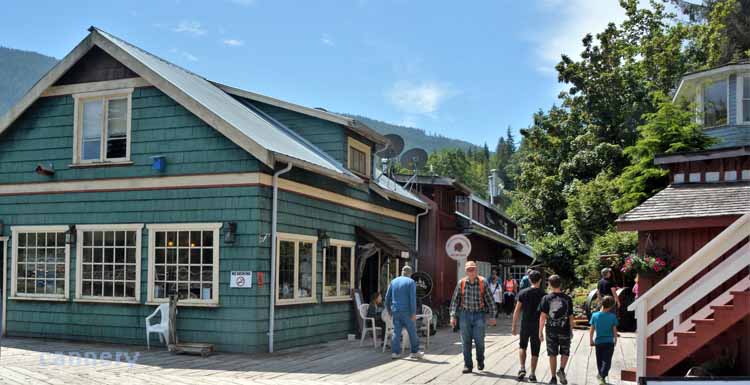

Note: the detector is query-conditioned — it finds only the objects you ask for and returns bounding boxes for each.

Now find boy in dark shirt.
[512,270,545,382]
[597,268,620,312]
[539,275,574,385]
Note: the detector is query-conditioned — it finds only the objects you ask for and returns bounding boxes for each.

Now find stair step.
[621,368,637,382]
[674,331,698,340]
[710,305,735,311]
[658,343,679,350]
[692,319,715,324]
[730,291,750,297]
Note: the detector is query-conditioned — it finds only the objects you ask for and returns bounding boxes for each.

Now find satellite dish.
[400,148,428,171]
[378,134,405,159]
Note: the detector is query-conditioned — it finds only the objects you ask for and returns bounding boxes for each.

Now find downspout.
[414,206,429,271]
[269,162,293,353]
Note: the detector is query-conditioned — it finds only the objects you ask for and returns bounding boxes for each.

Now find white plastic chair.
[146,303,171,350]
[420,304,433,349]
[358,304,381,348]
[381,309,408,353]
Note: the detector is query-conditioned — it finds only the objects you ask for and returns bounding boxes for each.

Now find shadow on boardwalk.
[0,319,637,385]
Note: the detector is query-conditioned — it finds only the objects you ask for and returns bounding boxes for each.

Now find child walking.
[589,296,619,385]
[539,275,574,385]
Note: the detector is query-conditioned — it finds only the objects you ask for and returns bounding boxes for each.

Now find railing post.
[636,301,648,378]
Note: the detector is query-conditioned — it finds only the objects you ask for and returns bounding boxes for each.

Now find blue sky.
[2,0,631,147]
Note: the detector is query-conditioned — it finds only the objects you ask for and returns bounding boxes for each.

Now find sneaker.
[518,369,527,381]
[549,377,557,384]
[557,369,567,385]
[598,376,606,385]
[462,366,473,374]
[478,361,484,371]
[409,351,424,359]
[529,374,537,382]
[391,353,399,359]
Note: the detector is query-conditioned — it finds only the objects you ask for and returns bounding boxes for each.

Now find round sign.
[446,234,472,261]
[411,271,433,299]
[236,276,246,287]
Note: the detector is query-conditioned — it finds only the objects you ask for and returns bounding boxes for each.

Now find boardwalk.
[0,320,636,385]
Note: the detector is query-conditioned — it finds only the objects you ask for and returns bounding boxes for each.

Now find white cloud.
[387,81,455,114]
[170,48,198,62]
[173,20,207,36]
[321,34,335,47]
[531,0,631,75]
[222,39,245,47]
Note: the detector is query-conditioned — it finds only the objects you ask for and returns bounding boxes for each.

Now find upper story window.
[702,79,728,127]
[73,89,133,164]
[347,137,371,178]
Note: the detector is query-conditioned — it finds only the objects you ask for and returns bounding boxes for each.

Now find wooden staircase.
[623,213,750,381]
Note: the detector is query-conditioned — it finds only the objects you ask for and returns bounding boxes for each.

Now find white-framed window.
[699,78,728,127]
[75,224,143,303]
[347,137,371,178]
[509,265,528,282]
[73,88,133,164]
[323,240,355,301]
[147,223,221,306]
[11,226,70,300]
[736,74,750,124]
[276,233,317,305]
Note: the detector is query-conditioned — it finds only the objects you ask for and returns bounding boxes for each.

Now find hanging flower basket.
[620,254,670,276]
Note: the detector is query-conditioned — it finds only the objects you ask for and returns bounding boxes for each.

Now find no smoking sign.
[230,271,253,288]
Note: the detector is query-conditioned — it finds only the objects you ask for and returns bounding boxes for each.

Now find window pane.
[82,100,103,160]
[107,99,127,136]
[743,99,750,123]
[298,242,313,298]
[339,246,352,296]
[79,229,137,299]
[704,79,727,126]
[324,246,337,297]
[350,147,367,175]
[279,241,295,299]
[15,231,65,296]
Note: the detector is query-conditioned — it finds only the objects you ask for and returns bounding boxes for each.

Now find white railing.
[628,213,750,378]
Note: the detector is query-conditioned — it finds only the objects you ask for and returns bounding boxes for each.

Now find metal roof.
[372,169,428,209]
[616,182,750,223]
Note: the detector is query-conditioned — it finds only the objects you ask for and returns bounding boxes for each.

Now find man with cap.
[385,264,424,359]
[450,261,497,373]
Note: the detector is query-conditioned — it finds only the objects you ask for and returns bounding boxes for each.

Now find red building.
[617,64,750,380]
[392,175,534,316]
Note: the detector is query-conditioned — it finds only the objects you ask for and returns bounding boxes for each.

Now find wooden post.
[636,301,647,378]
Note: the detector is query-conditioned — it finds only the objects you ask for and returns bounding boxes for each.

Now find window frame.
[697,77,729,128]
[10,225,70,301]
[146,223,221,307]
[322,239,356,302]
[72,88,134,165]
[737,73,750,124]
[347,137,372,178]
[74,224,143,304]
[276,232,318,306]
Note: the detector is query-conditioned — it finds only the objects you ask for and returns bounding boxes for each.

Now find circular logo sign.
[446,234,472,261]
[411,271,433,299]
[236,276,246,287]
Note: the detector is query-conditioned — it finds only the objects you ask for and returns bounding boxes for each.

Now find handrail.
[628,213,750,312]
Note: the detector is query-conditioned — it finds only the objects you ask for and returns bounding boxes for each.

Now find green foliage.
[614,94,716,214]
[583,230,638,283]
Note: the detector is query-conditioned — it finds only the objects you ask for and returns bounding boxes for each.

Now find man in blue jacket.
[385,264,424,359]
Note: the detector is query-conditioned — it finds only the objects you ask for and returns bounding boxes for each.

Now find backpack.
[519,275,531,290]
[460,276,486,309]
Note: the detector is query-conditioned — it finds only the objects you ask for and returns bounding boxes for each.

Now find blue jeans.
[392,311,419,354]
[459,311,486,368]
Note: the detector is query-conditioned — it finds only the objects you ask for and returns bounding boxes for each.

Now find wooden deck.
[0,319,636,385]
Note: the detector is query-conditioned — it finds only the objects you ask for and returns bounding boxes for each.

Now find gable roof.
[0,27,362,185]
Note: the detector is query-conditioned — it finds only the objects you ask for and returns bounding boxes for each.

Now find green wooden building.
[0,27,427,353]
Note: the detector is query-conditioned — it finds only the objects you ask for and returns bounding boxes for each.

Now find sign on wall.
[230,271,253,288]
[445,234,472,261]
[411,271,433,299]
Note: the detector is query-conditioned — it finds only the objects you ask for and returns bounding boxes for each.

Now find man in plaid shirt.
[450,261,497,373]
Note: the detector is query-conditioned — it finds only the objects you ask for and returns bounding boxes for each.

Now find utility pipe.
[269,162,292,353]
[414,206,429,271]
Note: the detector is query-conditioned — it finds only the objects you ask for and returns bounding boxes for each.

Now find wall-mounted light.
[65,224,76,245]
[35,163,55,177]
[224,222,237,244]
[150,155,166,172]
[317,229,331,249]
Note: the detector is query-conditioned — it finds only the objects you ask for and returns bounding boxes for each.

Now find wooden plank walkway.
[0,319,636,385]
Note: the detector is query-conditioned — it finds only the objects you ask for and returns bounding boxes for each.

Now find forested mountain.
[0,47,57,115]
[347,115,479,153]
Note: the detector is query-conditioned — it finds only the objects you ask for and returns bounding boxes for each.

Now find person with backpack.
[519,268,532,291]
[450,261,497,374]
[488,269,503,320]
[512,270,544,382]
[503,275,518,317]
[539,275,574,385]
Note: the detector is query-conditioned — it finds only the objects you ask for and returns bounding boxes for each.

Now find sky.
[1,0,634,147]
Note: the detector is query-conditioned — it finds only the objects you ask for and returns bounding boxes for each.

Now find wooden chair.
[358,304,381,348]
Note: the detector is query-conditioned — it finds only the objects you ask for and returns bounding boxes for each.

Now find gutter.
[269,162,293,353]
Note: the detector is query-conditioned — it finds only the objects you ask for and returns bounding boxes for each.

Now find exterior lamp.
[224,222,237,244]
[317,230,331,249]
[65,225,76,245]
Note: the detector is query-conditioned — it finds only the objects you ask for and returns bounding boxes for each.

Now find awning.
[356,227,413,259]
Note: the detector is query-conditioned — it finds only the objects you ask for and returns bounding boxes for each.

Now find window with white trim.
[147,224,221,305]
[741,75,750,123]
[277,233,317,304]
[11,226,69,299]
[509,265,528,282]
[76,225,142,302]
[323,240,355,301]
[347,137,371,178]
[701,79,728,127]
[73,89,133,164]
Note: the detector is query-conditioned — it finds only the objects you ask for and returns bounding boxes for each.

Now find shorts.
[546,329,571,356]
[519,328,541,356]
